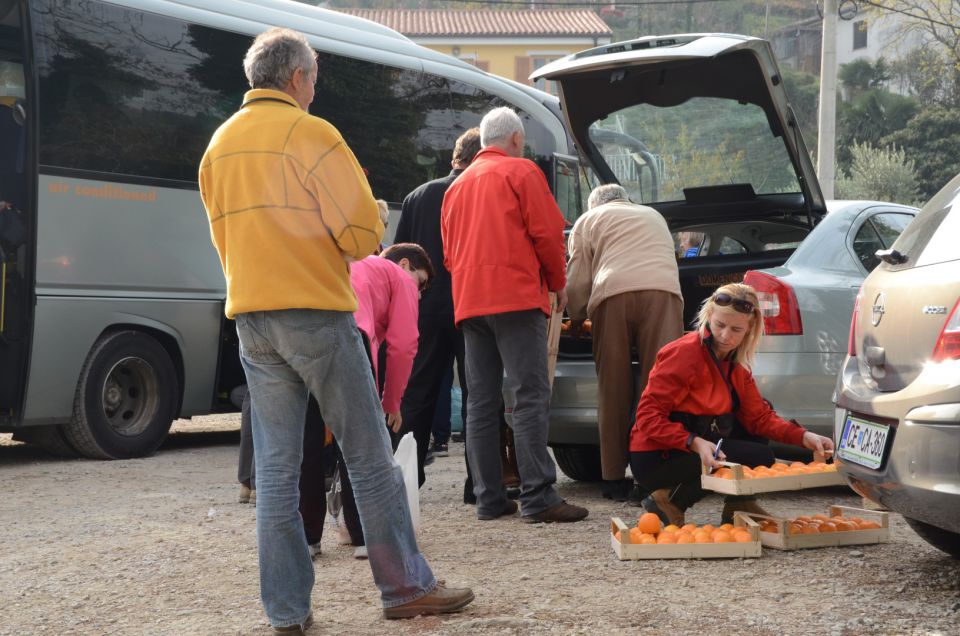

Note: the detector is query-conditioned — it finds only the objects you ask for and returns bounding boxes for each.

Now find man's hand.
[554,288,568,315]
[386,412,403,433]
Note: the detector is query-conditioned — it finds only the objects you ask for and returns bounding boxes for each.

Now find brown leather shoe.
[383,582,475,619]
[642,488,685,526]
[477,499,518,521]
[722,496,770,525]
[521,501,589,524]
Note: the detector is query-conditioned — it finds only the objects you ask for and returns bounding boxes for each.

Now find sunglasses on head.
[713,292,755,315]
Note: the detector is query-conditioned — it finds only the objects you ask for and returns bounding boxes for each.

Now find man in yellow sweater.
[199,28,473,634]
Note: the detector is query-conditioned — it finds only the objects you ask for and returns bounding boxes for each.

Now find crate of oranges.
[746,505,889,551]
[611,512,761,560]
[700,452,845,495]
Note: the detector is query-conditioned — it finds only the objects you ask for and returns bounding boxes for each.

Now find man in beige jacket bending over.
[565,184,683,502]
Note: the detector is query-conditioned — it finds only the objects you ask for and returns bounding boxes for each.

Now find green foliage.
[835,142,920,205]
[883,107,960,200]
[836,84,917,170]
[839,58,891,94]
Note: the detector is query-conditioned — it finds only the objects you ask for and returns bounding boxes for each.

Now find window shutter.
[515,56,531,85]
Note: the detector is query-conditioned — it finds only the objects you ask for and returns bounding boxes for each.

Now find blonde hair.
[694,283,764,369]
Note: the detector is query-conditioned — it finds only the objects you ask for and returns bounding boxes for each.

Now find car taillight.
[743,270,803,335]
[932,298,960,362]
[848,290,861,356]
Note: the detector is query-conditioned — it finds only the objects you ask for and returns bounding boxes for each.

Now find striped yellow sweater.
[199,89,383,318]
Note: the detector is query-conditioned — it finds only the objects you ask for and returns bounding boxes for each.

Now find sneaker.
[424,450,435,467]
[308,542,321,560]
[476,499,518,521]
[430,441,449,457]
[353,545,368,560]
[521,501,589,524]
[382,581,475,619]
[273,611,313,634]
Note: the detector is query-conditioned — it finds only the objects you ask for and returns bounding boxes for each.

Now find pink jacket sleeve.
[380,272,421,414]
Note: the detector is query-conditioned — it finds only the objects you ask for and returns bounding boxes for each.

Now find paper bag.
[394,431,420,533]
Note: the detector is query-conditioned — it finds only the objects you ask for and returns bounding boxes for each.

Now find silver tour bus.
[0,0,581,458]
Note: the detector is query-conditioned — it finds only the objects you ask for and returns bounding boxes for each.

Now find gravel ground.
[2,414,958,635]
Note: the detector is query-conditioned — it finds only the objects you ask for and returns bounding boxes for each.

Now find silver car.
[525,34,827,481]
[746,201,917,439]
[835,173,960,558]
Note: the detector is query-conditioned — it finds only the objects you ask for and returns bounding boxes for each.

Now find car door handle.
[865,346,885,366]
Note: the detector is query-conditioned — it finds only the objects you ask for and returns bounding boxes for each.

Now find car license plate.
[837,415,889,469]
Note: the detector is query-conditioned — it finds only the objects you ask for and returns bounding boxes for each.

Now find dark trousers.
[300,398,328,545]
[630,437,775,510]
[400,319,468,488]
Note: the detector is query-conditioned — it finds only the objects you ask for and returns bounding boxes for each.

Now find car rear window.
[891,202,960,268]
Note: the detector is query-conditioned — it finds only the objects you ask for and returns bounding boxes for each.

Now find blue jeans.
[235,309,436,628]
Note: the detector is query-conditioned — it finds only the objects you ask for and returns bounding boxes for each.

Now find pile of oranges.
[756,514,882,535]
[711,460,837,480]
[560,319,592,334]
[614,512,755,545]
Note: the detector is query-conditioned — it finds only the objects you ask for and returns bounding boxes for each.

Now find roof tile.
[336,9,613,37]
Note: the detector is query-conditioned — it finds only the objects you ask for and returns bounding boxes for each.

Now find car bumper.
[834,401,960,534]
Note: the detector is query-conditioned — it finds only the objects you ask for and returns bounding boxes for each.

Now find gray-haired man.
[565,184,683,501]
[199,28,473,633]
[442,107,589,524]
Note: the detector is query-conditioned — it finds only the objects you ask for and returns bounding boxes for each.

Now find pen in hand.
[710,438,724,473]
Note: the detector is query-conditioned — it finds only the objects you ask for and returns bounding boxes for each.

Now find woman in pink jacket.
[327,243,434,558]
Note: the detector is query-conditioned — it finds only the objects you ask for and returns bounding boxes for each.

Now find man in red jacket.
[441,107,588,524]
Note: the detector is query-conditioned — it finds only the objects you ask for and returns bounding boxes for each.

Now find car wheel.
[63,331,179,459]
[552,444,603,481]
[904,517,960,559]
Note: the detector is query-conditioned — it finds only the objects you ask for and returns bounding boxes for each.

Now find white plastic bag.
[394,432,420,533]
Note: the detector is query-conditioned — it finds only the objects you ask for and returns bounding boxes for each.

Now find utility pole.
[817,0,838,199]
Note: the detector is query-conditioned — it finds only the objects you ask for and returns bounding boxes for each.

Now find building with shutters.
[335,8,613,95]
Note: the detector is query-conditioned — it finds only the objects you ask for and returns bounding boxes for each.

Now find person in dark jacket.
[393,128,480,492]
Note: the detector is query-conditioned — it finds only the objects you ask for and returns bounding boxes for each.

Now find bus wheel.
[64,331,179,459]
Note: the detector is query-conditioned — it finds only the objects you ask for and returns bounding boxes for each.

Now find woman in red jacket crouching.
[628,283,834,526]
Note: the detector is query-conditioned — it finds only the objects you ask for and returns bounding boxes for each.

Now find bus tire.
[64,330,179,459]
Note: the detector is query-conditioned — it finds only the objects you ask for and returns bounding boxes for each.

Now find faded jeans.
[235,309,436,628]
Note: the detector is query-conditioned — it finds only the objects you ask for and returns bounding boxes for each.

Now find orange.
[812,514,831,523]
[657,532,677,544]
[788,523,805,535]
[819,522,837,533]
[732,529,753,543]
[834,520,856,532]
[681,523,697,533]
[675,533,695,544]
[713,530,734,543]
[859,520,881,529]
[701,524,716,533]
[790,461,806,468]
[637,512,661,535]
[629,527,644,543]
[801,524,820,534]
[694,532,712,543]
[771,463,789,472]
[639,533,657,545]
[719,523,734,532]
[663,524,680,534]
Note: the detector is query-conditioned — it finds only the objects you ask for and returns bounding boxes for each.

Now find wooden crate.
[746,505,889,551]
[700,453,846,495]
[610,514,762,560]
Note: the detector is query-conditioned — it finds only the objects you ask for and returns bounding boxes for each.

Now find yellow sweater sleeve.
[288,117,384,260]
